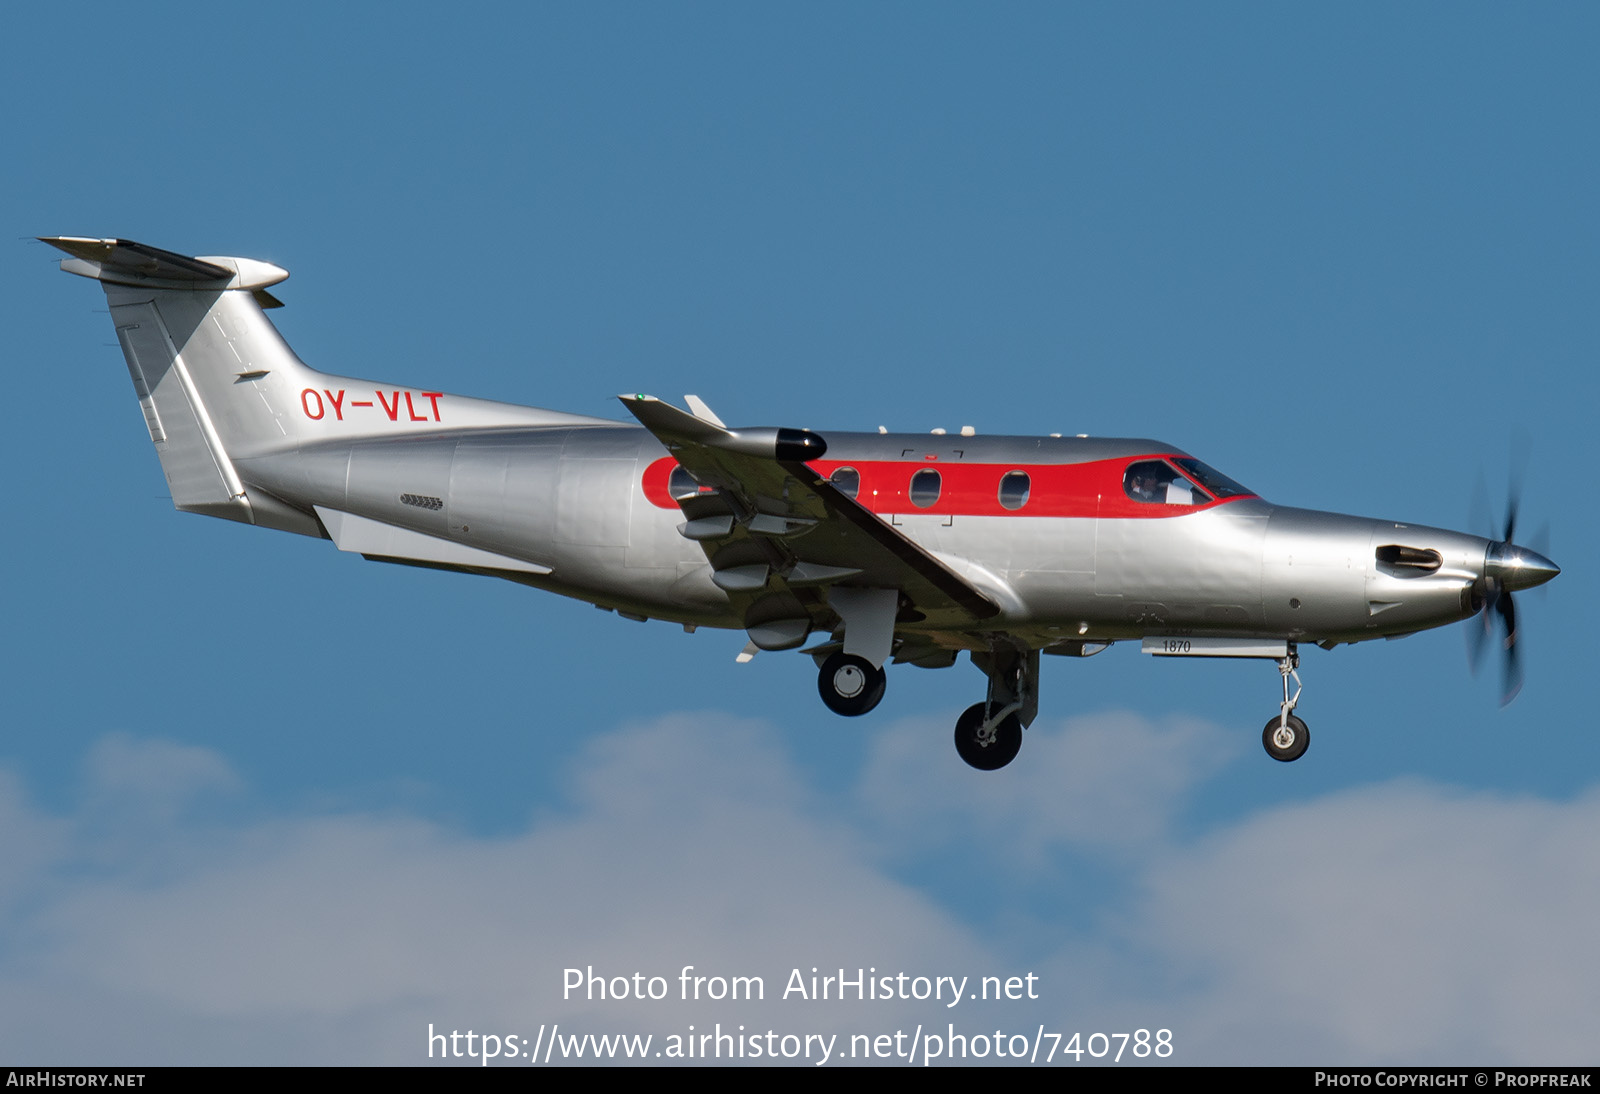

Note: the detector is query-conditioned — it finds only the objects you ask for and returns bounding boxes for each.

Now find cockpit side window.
[1123,459,1212,506]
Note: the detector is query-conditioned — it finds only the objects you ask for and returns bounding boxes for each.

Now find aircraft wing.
[621,396,1000,638]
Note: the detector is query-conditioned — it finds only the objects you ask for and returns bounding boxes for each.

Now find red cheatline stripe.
[640,456,1253,518]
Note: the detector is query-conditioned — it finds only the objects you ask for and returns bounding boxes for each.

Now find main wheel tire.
[1262,713,1310,762]
[953,702,1023,770]
[817,653,886,716]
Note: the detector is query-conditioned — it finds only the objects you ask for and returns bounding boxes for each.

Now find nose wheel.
[1262,713,1309,762]
[817,652,886,716]
[1261,646,1309,762]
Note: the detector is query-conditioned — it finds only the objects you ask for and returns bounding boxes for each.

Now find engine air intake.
[1375,544,1442,572]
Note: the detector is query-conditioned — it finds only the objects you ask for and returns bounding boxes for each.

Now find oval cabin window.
[829,466,860,499]
[909,468,942,508]
[998,470,1031,510]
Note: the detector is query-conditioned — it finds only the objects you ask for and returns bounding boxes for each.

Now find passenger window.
[829,466,860,499]
[998,470,1030,510]
[1123,459,1211,506]
[909,468,941,508]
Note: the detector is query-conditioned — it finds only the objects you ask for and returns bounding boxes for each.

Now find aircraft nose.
[1486,542,1561,592]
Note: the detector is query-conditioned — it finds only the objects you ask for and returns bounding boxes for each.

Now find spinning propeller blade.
[1467,465,1556,707]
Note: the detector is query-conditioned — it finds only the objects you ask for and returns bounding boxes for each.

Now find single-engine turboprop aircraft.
[44,237,1561,770]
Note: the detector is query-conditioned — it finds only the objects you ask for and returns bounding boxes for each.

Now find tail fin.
[44,236,319,532]
[44,236,597,537]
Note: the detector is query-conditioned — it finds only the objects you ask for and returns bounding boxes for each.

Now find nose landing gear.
[1262,646,1309,762]
[1142,636,1314,763]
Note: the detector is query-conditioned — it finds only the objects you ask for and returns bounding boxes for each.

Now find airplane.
[41,236,1561,771]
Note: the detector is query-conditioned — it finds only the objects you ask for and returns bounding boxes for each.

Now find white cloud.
[1120,782,1600,1063]
[0,770,70,916]
[82,733,241,808]
[1,717,1596,1065]
[856,710,1236,864]
[1,716,997,1064]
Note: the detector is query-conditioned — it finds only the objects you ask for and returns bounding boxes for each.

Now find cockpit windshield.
[1121,457,1255,507]
[1170,457,1253,499]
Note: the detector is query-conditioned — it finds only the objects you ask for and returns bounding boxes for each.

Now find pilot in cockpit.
[1126,460,1200,506]
[1127,467,1161,503]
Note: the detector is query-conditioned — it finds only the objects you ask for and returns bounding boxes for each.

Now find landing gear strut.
[818,652,886,717]
[1262,645,1309,762]
[953,646,1039,770]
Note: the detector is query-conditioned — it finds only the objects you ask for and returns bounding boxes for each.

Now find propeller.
[1467,468,1559,706]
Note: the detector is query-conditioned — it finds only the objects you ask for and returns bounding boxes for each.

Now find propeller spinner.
[1468,482,1559,705]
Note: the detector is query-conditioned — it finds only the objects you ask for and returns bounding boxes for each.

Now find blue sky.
[3,3,1595,1065]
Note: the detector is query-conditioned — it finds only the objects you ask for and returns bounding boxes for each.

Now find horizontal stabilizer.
[43,237,231,280]
[315,507,553,575]
[40,236,289,293]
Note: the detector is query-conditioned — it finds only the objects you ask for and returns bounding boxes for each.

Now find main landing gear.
[816,643,1039,771]
[953,702,1022,770]
[952,646,1039,771]
[1262,646,1309,762]
[817,652,886,717]
[815,588,895,717]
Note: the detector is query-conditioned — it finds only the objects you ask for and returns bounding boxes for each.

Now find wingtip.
[38,235,112,257]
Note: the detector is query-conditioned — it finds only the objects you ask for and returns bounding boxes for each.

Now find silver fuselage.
[236,424,1489,654]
